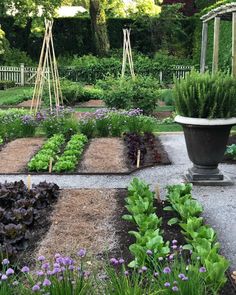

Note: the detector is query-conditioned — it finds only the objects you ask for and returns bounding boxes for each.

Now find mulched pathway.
[78,138,129,173]
[0,138,44,173]
[78,99,105,108]
[17,99,37,108]
[37,189,119,261]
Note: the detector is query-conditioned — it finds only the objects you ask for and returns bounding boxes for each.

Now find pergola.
[200,2,236,76]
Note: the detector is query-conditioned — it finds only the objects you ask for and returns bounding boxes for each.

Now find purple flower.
[36,270,44,276]
[164,282,170,287]
[32,284,40,292]
[118,258,124,264]
[54,253,61,259]
[77,249,86,258]
[6,268,14,276]
[154,272,159,277]
[43,278,51,286]
[21,266,30,273]
[1,274,7,281]
[68,265,74,271]
[199,267,206,273]
[2,259,9,265]
[163,267,171,274]
[169,254,174,260]
[124,271,129,276]
[172,245,178,250]
[182,276,188,281]
[146,250,153,255]
[83,271,91,279]
[110,258,118,266]
[141,266,147,272]
[172,239,178,244]
[178,273,185,279]
[158,257,164,261]
[38,255,46,262]
[42,263,50,270]
[172,286,179,292]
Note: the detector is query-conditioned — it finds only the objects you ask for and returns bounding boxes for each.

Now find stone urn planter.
[175,115,236,184]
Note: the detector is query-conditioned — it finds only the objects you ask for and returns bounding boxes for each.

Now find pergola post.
[200,22,208,73]
[232,12,236,77]
[212,17,221,74]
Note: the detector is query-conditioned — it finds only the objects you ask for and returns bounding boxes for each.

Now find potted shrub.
[174,70,236,184]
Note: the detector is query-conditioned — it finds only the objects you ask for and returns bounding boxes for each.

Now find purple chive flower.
[178,273,185,279]
[38,255,46,262]
[6,268,14,276]
[42,263,50,270]
[83,271,91,279]
[164,282,171,287]
[146,250,153,255]
[182,276,188,281]
[141,266,147,272]
[53,267,61,274]
[43,278,51,286]
[118,258,124,265]
[163,267,171,274]
[1,274,7,281]
[32,284,40,292]
[36,270,44,276]
[54,253,61,259]
[199,267,206,273]
[172,240,178,244]
[169,254,174,260]
[124,271,129,276]
[158,257,164,261]
[110,258,118,266]
[68,265,74,271]
[172,286,179,292]
[2,259,10,265]
[21,266,30,273]
[77,249,86,258]
[172,245,178,250]
[154,272,159,277]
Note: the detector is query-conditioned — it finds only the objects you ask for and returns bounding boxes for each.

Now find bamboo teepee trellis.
[121,28,135,79]
[31,19,63,114]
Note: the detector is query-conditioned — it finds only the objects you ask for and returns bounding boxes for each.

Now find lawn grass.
[154,123,182,133]
[0,86,33,106]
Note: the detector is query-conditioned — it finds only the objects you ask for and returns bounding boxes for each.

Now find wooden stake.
[121,28,135,79]
[212,17,220,74]
[232,13,236,77]
[155,184,162,204]
[27,175,31,190]
[49,157,53,173]
[137,150,141,168]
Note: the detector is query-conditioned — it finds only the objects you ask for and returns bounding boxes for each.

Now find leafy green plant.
[174,70,236,118]
[123,178,169,268]
[165,183,229,292]
[98,75,160,115]
[28,134,65,172]
[225,144,236,159]
[53,133,88,172]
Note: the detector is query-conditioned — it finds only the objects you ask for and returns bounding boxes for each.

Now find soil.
[222,135,236,164]
[78,138,130,173]
[0,138,44,173]
[17,99,37,108]
[36,189,119,263]
[78,99,105,108]
[154,111,173,120]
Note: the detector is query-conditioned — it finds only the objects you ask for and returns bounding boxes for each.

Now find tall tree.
[89,0,110,56]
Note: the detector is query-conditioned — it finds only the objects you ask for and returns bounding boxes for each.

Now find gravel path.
[1,134,236,269]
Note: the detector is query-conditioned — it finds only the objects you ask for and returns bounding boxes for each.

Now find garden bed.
[0,138,44,173]
[0,181,60,266]
[0,135,170,175]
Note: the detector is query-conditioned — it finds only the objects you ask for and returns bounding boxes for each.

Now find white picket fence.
[0,64,37,86]
[0,64,193,86]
